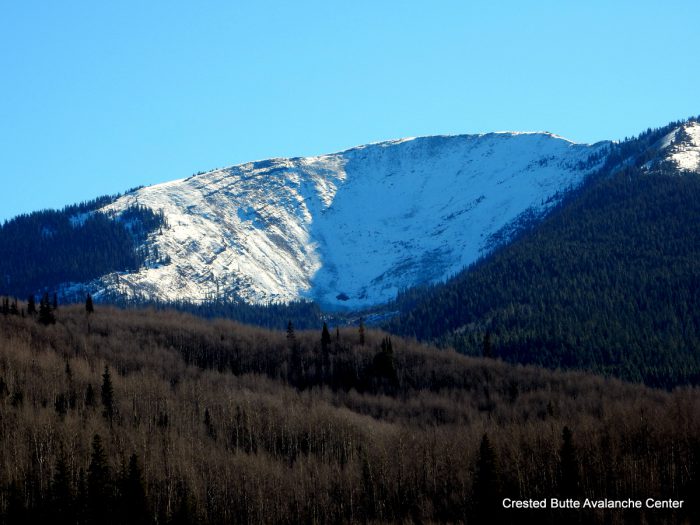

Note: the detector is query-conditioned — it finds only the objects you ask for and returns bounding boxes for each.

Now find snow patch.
[668,122,700,172]
[93,132,608,309]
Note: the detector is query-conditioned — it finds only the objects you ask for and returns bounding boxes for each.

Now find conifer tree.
[473,433,500,520]
[87,434,111,523]
[101,366,114,421]
[38,292,56,325]
[482,330,493,358]
[204,408,216,439]
[321,322,331,352]
[119,454,148,525]
[286,320,295,347]
[51,455,75,525]
[85,293,94,314]
[85,384,96,408]
[559,426,580,498]
[359,318,366,346]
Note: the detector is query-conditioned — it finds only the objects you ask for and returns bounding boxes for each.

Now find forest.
[0,301,698,524]
[386,118,700,388]
[0,195,166,299]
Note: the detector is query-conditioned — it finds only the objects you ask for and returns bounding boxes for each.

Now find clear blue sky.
[1,1,698,221]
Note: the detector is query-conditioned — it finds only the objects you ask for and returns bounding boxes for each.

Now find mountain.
[81,132,606,308]
[386,118,700,387]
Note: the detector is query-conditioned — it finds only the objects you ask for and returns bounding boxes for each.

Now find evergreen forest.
[387,119,700,388]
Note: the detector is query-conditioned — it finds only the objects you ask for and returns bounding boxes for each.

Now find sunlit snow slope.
[96,132,607,309]
[655,121,700,173]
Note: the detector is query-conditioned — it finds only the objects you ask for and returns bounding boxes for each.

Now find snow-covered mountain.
[653,121,700,173]
[90,132,608,309]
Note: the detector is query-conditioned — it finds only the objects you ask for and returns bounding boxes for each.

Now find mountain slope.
[385,118,700,387]
[91,133,606,308]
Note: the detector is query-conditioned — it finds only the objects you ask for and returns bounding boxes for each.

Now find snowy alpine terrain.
[89,132,608,309]
[658,121,700,173]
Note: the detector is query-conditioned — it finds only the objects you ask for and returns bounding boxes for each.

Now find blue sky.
[1,1,698,221]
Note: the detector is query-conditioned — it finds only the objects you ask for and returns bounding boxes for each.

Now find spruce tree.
[359,318,366,346]
[559,426,580,498]
[85,293,94,314]
[85,384,96,408]
[321,322,331,353]
[286,320,295,347]
[473,433,500,520]
[27,295,37,316]
[482,330,493,358]
[101,366,114,421]
[119,454,148,525]
[87,434,111,523]
[204,408,216,439]
[38,292,55,325]
[51,455,75,525]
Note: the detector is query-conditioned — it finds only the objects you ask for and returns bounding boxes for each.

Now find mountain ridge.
[81,131,607,308]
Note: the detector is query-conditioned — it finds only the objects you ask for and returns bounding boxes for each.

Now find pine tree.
[85,293,94,314]
[85,384,96,408]
[118,454,148,525]
[101,366,114,421]
[373,337,397,385]
[51,455,75,525]
[559,426,580,498]
[482,330,493,358]
[359,318,366,346]
[473,433,500,520]
[286,320,295,347]
[321,322,332,352]
[204,408,216,439]
[38,292,55,325]
[87,434,111,523]
[53,292,58,310]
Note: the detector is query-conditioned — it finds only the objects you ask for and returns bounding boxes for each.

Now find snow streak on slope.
[96,133,607,309]
[667,122,700,172]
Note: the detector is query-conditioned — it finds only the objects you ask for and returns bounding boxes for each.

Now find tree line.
[0,197,166,299]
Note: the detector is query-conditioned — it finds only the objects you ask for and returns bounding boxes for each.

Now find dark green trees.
[87,434,111,523]
[101,366,114,421]
[86,293,94,314]
[372,337,397,386]
[118,454,148,525]
[27,295,36,315]
[321,322,331,352]
[482,330,493,358]
[50,455,75,525]
[473,433,500,520]
[286,320,295,345]
[559,426,580,499]
[38,293,56,325]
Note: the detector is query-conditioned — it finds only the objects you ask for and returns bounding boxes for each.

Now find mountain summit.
[88,132,606,308]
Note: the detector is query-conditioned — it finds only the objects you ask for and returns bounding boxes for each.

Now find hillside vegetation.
[0,303,698,524]
[0,196,166,298]
[387,120,700,388]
